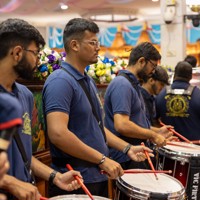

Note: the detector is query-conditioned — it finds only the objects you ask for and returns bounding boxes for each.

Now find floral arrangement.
[86,56,128,84]
[36,48,128,84]
[35,47,66,80]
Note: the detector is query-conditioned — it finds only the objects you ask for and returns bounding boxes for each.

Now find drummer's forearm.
[31,156,54,181]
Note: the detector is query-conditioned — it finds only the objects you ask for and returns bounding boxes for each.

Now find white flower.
[53,51,61,60]
[111,74,116,79]
[99,76,106,84]
[88,69,95,77]
[43,48,52,55]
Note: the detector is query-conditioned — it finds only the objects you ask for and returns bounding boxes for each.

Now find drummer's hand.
[54,171,82,191]
[157,126,173,139]
[2,175,41,200]
[0,152,9,180]
[127,145,154,162]
[98,157,124,179]
[166,136,179,142]
[151,133,166,147]
[0,194,6,200]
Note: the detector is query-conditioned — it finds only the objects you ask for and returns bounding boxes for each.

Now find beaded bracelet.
[122,143,132,154]
[98,154,106,165]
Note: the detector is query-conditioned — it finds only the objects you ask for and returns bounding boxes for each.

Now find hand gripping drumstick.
[66,164,94,200]
[141,142,158,180]
[159,121,191,143]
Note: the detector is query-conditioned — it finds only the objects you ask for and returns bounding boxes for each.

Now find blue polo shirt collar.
[118,70,140,85]
[62,61,88,81]
[0,82,19,97]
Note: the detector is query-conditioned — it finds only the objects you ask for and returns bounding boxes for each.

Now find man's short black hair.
[151,66,169,85]
[128,42,161,66]
[184,55,197,68]
[174,61,192,81]
[63,18,99,52]
[0,18,45,60]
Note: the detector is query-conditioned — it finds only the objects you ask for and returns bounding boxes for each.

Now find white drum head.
[117,170,185,199]
[164,142,200,155]
[159,142,200,162]
[49,194,110,200]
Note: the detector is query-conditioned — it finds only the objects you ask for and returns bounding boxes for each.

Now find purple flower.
[60,52,66,57]
[47,54,56,63]
[52,64,61,71]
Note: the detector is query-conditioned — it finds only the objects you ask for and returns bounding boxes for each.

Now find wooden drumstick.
[167,142,200,150]
[190,140,200,145]
[159,121,191,143]
[66,164,94,200]
[141,142,158,180]
[40,197,48,200]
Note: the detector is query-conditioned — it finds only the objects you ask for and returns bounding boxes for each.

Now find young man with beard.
[42,18,153,198]
[104,42,172,169]
[0,18,82,200]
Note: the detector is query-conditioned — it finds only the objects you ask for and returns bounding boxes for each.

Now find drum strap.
[149,193,168,200]
[186,156,200,200]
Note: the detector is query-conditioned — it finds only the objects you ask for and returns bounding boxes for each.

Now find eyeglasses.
[23,48,41,58]
[146,58,157,70]
[82,40,100,48]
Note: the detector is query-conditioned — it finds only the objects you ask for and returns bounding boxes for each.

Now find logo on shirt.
[22,112,32,135]
[165,94,190,117]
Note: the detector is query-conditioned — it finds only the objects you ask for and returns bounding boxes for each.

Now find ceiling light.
[60,3,68,10]
[82,8,137,23]
[152,0,159,2]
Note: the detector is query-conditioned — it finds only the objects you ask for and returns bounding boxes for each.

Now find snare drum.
[114,170,185,200]
[157,142,200,187]
[49,194,110,200]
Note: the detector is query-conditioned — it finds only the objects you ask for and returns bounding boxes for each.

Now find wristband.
[49,170,58,186]
[98,154,106,165]
[123,144,132,154]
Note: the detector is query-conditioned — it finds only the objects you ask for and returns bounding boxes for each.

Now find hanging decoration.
[186,24,200,43]
[122,25,143,46]
[48,27,64,48]
[98,27,117,47]
[147,24,161,45]
[0,0,23,13]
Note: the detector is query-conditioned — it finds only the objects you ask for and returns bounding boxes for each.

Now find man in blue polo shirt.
[0,18,81,200]
[104,42,172,169]
[42,18,152,198]
[156,61,200,140]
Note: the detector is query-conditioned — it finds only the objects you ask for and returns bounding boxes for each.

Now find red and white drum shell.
[114,170,185,200]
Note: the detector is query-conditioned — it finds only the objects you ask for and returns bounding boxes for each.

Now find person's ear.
[11,46,23,62]
[70,40,79,52]
[138,57,146,67]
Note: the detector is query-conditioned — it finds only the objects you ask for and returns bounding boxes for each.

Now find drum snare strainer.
[115,171,185,200]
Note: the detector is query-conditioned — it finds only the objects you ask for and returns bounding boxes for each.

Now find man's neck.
[65,57,87,75]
